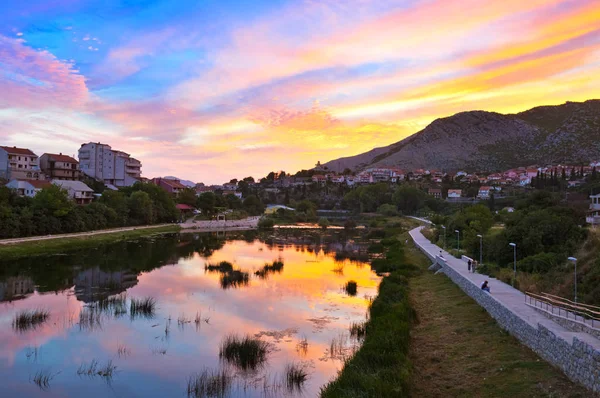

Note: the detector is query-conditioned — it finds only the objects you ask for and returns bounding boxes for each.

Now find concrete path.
[0,224,176,246]
[409,226,600,349]
[179,216,260,231]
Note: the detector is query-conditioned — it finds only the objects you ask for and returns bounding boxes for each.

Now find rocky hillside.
[322,100,600,172]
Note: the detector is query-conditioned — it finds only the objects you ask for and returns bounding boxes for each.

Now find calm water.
[0,230,379,397]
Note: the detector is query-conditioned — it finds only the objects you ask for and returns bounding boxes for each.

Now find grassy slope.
[0,225,180,260]
[409,242,589,397]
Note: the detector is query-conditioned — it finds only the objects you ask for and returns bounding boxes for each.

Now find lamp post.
[568,257,578,303]
[509,243,516,285]
[441,225,446,249]
[476,234,483,266]
[455,230,460,252]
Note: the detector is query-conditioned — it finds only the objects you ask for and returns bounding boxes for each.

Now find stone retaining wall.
[435,256,600,393]
[532,306,600,341]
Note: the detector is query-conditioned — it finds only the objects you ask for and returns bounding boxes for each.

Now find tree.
[197,192,216,216]
[33,185,73,217]
[243,195,265,215]
[128,191,154,225]
[318,217,330,229]
[99,190,129,225]
[178,188,198,207]
[392,186,426,214]
[225,194,243,209]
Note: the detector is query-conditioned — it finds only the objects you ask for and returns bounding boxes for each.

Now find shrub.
[318,217,330,229]
[517,252,564,273]
[257,217,274,229]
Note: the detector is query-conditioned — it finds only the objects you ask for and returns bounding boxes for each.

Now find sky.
[1,0,599,184]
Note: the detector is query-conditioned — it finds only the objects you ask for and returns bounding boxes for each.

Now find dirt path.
[409,260,590,397]
[0,224,176,245]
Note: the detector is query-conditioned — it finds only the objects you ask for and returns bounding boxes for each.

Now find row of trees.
[0,183,178,239]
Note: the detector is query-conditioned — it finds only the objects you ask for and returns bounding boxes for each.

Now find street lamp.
[455,230,460,252]
[509,243,516,285]
[568,257,578,303]
[441,225,446,249]
[476,234,483,266]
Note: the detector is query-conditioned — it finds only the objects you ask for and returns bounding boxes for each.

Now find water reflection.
[0,230,379,397]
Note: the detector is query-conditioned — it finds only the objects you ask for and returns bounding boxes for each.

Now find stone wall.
[532,306,600,341]
[418,247,600,392]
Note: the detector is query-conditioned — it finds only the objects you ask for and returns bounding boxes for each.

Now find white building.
[447,189,462,199]
[0,146,44,180]
[53,180,94,205]
[78,143,141,187]
[587,194,600,225]
[5,179,51,197]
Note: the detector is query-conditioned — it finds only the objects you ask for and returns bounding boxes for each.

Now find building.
[152,177,186,196]
[428,188,442,199]
[39,153,81,181]
[5,179,51,197]
[222,190,243,199]
[447,189,462,199]
[78,142,142,187]
[587,194,600,225]
[52,180,94,204]
[477,186,492,199]
[312,175,327,185]
[0,146,44,180]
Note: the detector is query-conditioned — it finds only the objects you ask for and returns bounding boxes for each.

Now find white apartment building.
[78,143,142,187]
[0,146,44,180]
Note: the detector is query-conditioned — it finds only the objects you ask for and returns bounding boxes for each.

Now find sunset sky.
[1,0,599,183]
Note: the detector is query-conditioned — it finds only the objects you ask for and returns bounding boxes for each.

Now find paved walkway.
[409,226,600,349]
[0,224,176,245]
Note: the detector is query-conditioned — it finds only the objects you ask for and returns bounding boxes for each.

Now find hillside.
[322,100,600,172]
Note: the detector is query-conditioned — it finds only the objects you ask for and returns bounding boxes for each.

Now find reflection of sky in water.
[0,235,379,397]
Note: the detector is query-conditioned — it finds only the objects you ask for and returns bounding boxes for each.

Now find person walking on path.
[468,259,472,272]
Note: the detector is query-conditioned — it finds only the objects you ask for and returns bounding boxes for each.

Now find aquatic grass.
[219,334,269,371]
[12,309,50,332]
[77,359,117,381]
[130,297,156,319]
[152,346,168,355]
[31,369,58,390]
[283,362,308,392]
[296,336,309,357]
[178,313,192,327]
[219,270,250,289]
[254,260,284,279]
[344,280,358,296]
[25,346,40,362]
[79,307,103,331]
[205,261,234,273]
[186,368,233,398]
[349,321,367,339]
[332,263,345,275]
[117,344,131,358]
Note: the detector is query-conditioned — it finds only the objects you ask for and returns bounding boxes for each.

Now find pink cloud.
[0,35,88,109]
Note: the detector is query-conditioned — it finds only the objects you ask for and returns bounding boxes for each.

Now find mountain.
[163,176,196,187]
[322,100,600,173]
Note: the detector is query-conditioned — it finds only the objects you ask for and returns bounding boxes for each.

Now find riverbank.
[321,229,422,397]
[409,248,589,397]
[0,224,180,260]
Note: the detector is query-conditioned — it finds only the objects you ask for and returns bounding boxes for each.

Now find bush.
[318,217,330,229]
[344,219,357,230]
[517,252,564,273]
[257,217,274,229]
[377,204,399,216]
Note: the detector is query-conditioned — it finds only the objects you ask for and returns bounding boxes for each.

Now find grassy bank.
[321,229,421,397]
[0,225,180,260]
[409,244,589,397]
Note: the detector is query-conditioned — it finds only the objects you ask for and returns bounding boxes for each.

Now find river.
[0,229,380,397]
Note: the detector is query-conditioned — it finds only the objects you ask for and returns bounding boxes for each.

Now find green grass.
[321,233,418,397]
[409,241,589,397]
[344,280,358,296]
[0,225,180,260]
[186,368,233,398]
[13,309,50,332]
[218,334,269,371]
[130,297,157,319]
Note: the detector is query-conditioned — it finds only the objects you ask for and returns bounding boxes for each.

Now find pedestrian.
[468,259,472,272]
[481,280,491,293]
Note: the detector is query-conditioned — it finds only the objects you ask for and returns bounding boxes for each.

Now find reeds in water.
[31,369,57,390]
[79,307,103,331]
[254,260,284,279]
[295,336,309,357]
[283,362,308,392]
[186,368,233,398]
[13,309,50,332]
[219,334,269,371]
[205,261,234,273]
[349,321,367,339]
[219,270,249,289]
[130,297,156,319]
[77,359,117,381]
[344,280,358,296]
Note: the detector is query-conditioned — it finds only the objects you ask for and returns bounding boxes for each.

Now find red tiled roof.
[26,180,51,189]
[0,146,36,156]
[163,179,186,189]
[176,204,195,210]
[45,153,78,163]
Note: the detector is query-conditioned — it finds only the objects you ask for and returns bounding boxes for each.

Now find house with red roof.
[5,179,51,198]
[0,146,44,181]
[40,153,81,181]
[151,177,187,196]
